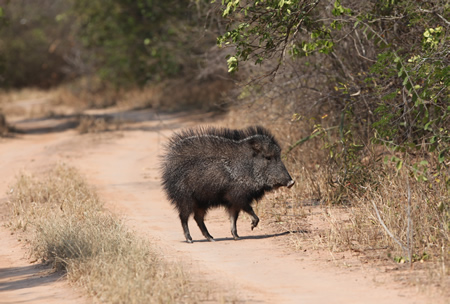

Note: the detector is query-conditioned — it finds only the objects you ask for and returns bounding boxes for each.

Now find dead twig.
[371,199,409,261]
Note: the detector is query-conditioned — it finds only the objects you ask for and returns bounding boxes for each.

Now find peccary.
[161,126,295,243]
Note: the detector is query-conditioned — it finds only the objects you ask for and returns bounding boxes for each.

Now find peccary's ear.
[247,138,262,155]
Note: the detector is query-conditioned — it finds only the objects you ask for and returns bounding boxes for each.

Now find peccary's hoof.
[185,234,193,243]
[233,236,241,241]
[251,218,259,230]
[207,238,215,242]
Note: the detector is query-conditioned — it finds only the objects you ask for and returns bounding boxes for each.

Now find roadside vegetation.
[1,0,448,298]
[7,164,212,303]
[220,0,448,294]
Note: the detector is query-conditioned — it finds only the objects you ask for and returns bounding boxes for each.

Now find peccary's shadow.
[190,230,309,243]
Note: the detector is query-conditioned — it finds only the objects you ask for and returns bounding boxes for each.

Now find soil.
[0,102,446,303]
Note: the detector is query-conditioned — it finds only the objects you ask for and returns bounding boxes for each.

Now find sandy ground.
[0,104,445,303]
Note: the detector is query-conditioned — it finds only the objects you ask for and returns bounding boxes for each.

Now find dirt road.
[0,108,438,303]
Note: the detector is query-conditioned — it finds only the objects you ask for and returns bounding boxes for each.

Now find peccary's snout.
[274,162,295,189]
[281,164,295,188]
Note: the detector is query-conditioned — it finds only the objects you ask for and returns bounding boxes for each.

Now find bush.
[0,0,77,88]
[219,0,449,278]
[218,0,449,198]
[71,0,222,87]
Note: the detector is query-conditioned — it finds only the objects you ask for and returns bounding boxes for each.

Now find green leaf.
[419,175,428,182]
[227,56,238,73]
[396,159,403,171]
[402,76,409,86]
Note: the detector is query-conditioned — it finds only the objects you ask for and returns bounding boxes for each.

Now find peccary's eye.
[265,156,271,161]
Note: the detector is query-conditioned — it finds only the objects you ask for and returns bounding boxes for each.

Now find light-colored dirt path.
[0,110,441,303]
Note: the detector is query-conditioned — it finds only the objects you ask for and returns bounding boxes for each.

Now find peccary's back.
[162,126,270,170]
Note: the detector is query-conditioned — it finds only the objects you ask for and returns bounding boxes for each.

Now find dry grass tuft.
[7,164,204,303]
[76,115,123,134]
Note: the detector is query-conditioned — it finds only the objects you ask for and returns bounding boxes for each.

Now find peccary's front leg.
[193,207,214,242]
[243,205,259,230]
[228,208,240,240]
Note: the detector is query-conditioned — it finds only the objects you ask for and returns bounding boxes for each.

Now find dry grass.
[0,87,83,119]
[0,88,52,104]
[7,164,212,303]
[76,115,124,134]
[53,75,233,112]
[315,164,449,297]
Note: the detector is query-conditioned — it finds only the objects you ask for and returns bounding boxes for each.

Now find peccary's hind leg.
[243,205,259,230]
[179,213,193,243]
[193,207,214,242]
[228,208,240,240]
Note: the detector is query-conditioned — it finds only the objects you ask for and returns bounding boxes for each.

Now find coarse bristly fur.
[161,125,294,243]
[168,125,279,148]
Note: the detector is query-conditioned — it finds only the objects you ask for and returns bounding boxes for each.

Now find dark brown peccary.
[161,126,295,243]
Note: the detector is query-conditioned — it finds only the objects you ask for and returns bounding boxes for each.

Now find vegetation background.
[1,0,448,298]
